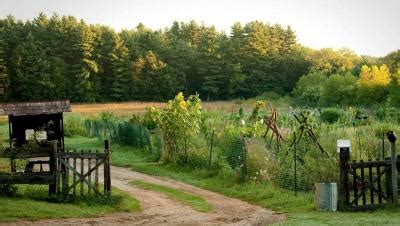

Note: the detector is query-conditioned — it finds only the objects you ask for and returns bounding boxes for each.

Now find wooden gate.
[347,159,392,210]
[339,133,398,211]
[340,155,399,211]
[55,140,111,197]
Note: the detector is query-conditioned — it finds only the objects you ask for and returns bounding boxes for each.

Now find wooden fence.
[0,140,111,198]
[55,140,111,197]
[339,135,398,211]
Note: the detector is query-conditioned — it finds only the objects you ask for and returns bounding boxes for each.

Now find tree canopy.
[0,13,397,103]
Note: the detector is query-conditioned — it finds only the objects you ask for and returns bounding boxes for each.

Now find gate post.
[104,140,111,195]
[338,144,350,210]
[49,141,58,196]
[387,131,397,204]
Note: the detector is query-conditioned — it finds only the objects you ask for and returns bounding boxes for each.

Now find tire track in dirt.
[5,165,286,225]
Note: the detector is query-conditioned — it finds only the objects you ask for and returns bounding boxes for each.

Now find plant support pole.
[208,130,215,170]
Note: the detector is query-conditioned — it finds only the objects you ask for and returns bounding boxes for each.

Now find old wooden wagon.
[0,100,111,197]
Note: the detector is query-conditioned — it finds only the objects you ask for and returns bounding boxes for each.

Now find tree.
[357,64,391,105]
[307,48,360,74]
[109,34,132,101]
[292,72,327,106]
[0,34,8,100]
[388,66,400,107]
[321,73,357,106]
[133,51,179,100]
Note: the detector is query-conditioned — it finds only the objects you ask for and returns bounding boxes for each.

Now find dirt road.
[9,166,286,225]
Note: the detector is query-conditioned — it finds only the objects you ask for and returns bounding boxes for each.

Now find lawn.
[0,126,140,222]
[0,184,139,222]
[65,136,400,225]
[130,180,213,212]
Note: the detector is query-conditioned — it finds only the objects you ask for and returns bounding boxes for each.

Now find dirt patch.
[5,166,286,225]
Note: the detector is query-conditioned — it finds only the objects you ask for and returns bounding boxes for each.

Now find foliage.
[321,73,357,106]
[320,108,345,124]
[0,184,17,196]
[293,64,396,107]
[129,107,160,130]
[157,92,202,161]
[388,67,400,107]
[292,72,327,106]
[64,115,88,137]
[0,13,312,102]
[306,48,360,74]
[357,64,391,105]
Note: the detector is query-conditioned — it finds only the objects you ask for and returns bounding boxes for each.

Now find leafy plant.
[320,108,344,124]
[0,184,17,196]
[157,92,202,162]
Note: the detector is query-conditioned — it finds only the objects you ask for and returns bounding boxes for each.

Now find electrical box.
[315,183,337,211]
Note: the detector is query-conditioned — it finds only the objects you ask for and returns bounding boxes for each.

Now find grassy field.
[65,136,400,225]
[70,101,242,117]
[130,180,213,212]
[0,184,139,222]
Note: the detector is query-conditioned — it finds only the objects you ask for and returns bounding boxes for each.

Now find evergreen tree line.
[0,13,398,103]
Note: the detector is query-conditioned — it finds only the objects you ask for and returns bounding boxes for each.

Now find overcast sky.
[1,0,399,57]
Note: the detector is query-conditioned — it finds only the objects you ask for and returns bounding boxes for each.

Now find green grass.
[6,128,400,225]
[78,137,399,225]
[129,180,213,212]
[0,131,140,222]
[64,135,400,224]
[0,184,139,222]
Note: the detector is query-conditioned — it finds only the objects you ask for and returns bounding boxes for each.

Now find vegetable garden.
[63,93,400,201]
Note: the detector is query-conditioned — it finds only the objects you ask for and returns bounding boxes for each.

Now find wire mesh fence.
[84,119,151,148]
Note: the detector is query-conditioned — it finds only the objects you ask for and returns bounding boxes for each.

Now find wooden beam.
[0,173,55,185]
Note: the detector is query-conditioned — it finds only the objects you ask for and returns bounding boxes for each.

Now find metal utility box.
[315,183,337,211]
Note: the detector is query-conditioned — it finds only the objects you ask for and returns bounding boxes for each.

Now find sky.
[1,0,399,57]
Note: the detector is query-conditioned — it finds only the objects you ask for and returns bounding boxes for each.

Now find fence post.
[382,131,385,159]
[49,141,58,196]
[241,136,247,182]
[208,130,215,171]
[104,139,111,195]
[387,131,397,204]
[339,146,350,210]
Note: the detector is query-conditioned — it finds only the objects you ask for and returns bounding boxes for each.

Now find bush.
[320,108,344,124]
[375,107,400,122]
[64,115,88,137]
[0,184,17,196]
[292,72,327,106]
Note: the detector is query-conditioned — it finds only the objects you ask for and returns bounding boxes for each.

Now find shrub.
[292,72,327,106]
[141,107,160,130]
[375,107,400,122]
[0,184,17,196]
[64,115,88,137]
[320,108,344,124]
